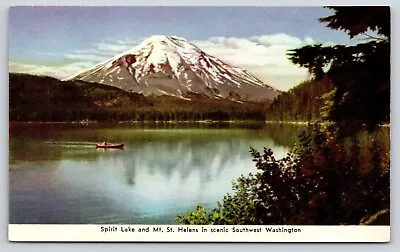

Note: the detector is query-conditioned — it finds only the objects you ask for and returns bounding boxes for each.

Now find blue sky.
[9,7,354,90]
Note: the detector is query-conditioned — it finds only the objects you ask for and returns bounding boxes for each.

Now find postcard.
[8,6,390,242]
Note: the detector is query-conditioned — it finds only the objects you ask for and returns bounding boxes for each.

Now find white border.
[8,225,390,242]
[2,0,399,250]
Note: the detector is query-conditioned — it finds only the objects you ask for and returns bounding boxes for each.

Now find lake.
[9,122,389,224]
[9,122,308,224]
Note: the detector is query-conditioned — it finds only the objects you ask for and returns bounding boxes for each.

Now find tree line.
[265,77,334,122]
[9,73,268,122]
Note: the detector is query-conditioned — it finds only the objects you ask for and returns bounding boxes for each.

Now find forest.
[265,77,334,122]
[9,73,268,122]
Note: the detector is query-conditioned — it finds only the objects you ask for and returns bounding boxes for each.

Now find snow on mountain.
[63,35,279,101]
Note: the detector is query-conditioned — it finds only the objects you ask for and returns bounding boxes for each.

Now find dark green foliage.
[319,7,390,39]
[9,73,268,122]
[9,73,150,121]
[287,6,390,136]
[251,129,389,225]
[177,128,390,225]
[177,174,258,225]
[266,77,334,122]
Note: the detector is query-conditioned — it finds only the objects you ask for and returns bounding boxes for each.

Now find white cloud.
[64,53,106,62]
[64,40,141,62]
[9,61,94,79]
[94,42,134,53]
[9,38,141,80]
[192,34,319,90]
[10,34,327,91]
[250,33,303,46]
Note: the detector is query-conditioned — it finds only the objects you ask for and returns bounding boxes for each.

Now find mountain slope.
[64,35,279,101]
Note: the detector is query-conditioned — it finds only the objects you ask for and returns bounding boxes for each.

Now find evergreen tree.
[287,7,390,136]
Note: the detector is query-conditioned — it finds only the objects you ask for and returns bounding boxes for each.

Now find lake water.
[9,122,309,224]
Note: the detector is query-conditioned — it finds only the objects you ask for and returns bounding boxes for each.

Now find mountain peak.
[64,35,279,101]
[136,35,189,49]
[142,35,172,44]
[145,35,186,41]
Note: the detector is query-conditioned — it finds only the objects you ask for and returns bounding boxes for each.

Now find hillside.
[9,73,269,122]
[265,77,335,122]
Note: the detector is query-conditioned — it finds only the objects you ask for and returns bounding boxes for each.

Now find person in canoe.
[96,141,124,149]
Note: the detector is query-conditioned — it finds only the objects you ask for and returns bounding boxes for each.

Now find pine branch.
[361,33,389,42]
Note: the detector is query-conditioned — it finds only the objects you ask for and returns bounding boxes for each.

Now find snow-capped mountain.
[63,35,279,101]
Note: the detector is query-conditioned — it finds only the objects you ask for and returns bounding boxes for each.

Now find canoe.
[96,143,125,149]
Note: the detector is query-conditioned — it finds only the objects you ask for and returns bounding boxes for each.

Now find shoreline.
[8,120,391,128]
[9,120,263,125]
